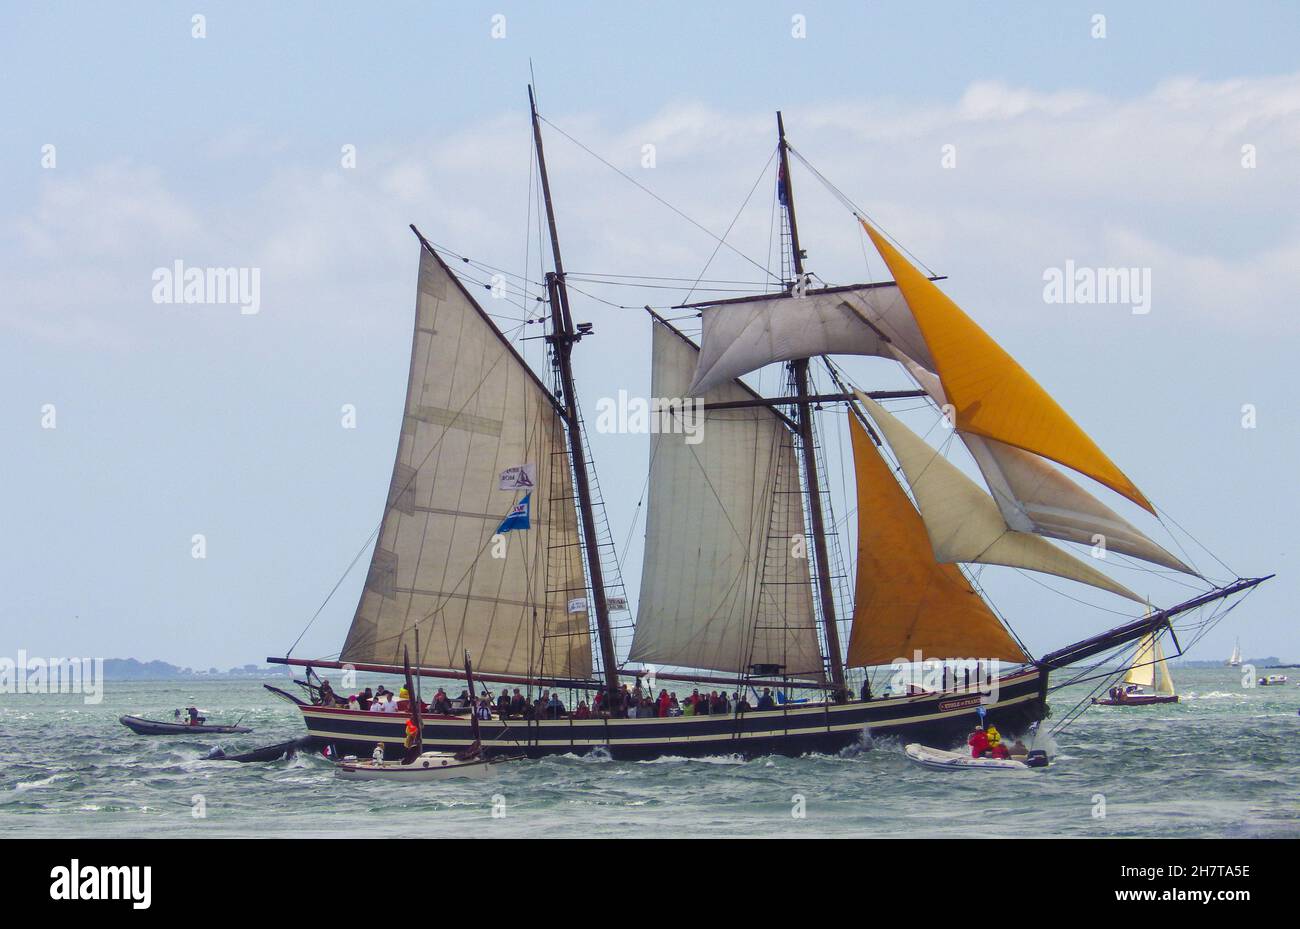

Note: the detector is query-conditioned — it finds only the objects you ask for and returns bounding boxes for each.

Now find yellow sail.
[1124,631,1176,695]
[846,411,1029,667]
[855,392,1145,604]
[860,219,1154,514]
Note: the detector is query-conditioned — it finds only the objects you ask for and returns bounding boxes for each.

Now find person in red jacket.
[968,725,990,758]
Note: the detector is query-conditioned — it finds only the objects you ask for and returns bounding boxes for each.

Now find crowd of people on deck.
[312,677,790,721]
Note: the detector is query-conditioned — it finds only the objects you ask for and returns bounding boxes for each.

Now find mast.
[777,111,847,699]
[528,85,620,701]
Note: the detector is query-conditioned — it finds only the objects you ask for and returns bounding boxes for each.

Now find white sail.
[689,283,921,395]
[630,320,825,678]
[855,392,1144,604]
[1125,632,1175,695]
[340,245,592,679]
[891,349,1195,575]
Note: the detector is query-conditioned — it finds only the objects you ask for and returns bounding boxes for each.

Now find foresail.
[860,220,1154,514]
[340,245,592,679]
[846,412,1029,666]
[855,392,1145,604]
[688,283,920,395]
[630,320,825,678]
[1123,632,1158,688]
[892,349,1196,575]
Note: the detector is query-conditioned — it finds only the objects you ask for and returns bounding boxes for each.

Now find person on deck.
[396,687,411,713]
[968,725,989,759]
[860,679,872,701]
[574,700,591,719]
[985,725,1009,759]
[756,688,776,711]
[401,717,421,765]
[186,706,204,726]
[318,679,336,707]
[668,694,682,716]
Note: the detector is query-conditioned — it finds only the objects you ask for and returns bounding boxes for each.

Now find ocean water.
[2,668,1296,838]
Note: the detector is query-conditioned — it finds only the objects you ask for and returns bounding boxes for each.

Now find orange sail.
[846,411,1029,667]
[860,219,1154,513]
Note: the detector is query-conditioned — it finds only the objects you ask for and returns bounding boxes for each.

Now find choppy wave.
[1,670,1296,837]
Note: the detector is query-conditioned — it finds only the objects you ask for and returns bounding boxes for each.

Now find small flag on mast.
[496,493,531,533]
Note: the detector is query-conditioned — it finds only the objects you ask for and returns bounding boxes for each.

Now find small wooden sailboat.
[1092,631,1179,705]
[905,743,1046,771]
[119,715,252,735]
[333,648,503,782]
[1226,638,1242,667]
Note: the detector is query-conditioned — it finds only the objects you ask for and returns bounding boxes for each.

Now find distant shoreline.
[101,658,293,681]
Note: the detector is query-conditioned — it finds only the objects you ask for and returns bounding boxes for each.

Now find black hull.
[1091,695,1179,706]
[298,668,1048,761]
[119,715,253,735]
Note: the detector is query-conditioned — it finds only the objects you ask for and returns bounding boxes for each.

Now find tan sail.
[340,245,592,679]
[860,220,1154,514]
[1124,631,1175,695]
[892,349,1195,575]
[629,320,825,678]
[855,392,1145,604]
[688,283,923,395]
[846,412,1029,666]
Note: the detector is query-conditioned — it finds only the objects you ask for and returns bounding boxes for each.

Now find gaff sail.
[629,319,824,678]
[339,244,593,680]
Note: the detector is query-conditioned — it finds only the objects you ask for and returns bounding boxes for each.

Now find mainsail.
[845,411,1030,666]
[855,392,1144,604]
[859,220,1153,513]
[629,319,825,678]
[1124,631,1176,695]
[339,244,593,679]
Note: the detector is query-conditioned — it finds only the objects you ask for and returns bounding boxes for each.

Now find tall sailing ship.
[268,88,1268,759]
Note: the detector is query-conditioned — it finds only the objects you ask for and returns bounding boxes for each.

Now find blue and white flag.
[496,493,531,533]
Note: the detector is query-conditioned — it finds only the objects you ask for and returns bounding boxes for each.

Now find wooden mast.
[528,85,621,703]
[777,111,847,700]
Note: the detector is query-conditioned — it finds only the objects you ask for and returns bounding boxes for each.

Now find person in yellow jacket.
[986,724,1011,760]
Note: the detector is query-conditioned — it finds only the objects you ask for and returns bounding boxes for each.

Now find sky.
[2,1,1297,669]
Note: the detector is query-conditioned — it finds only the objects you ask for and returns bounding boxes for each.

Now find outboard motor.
[1025,749,1049,768]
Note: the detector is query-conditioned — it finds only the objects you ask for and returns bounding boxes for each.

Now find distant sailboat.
[1227,639,1242,667]
[1092,632,1179,705]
